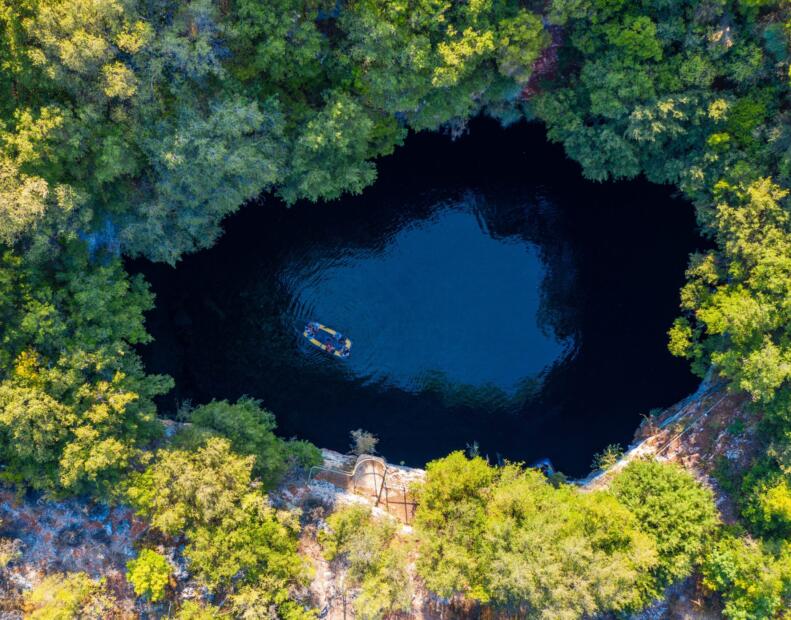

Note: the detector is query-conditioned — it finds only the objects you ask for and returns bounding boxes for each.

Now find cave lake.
[132,117,705,476]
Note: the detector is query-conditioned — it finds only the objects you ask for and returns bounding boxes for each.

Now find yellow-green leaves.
[702,535,791,619]
[0,156,49,244]
[412,453,683,616]
[673,178,790,406]
[25,0,142,86]
[127,438,256,536]
[114,19,152,54]
[611,460,719,592]
[433,27,495,87]
[0,251,168,495]
[101,61,136,99]
[496,11,548,84]
[320,504,413,620]
[126,549,171,603]
[127,437,313,616]
[24,572,120,619]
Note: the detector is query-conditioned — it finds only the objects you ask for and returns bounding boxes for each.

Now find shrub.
[591,443,624,471]
[126,548,171,602]
[186,397,322,488]
[176,600,224,619]
[24,572,120,618]
[611,460,720,592]
[740,460,791,539]
[350,429,379,456]
[702,534,791,619]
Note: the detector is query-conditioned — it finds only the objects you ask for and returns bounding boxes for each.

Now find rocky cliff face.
[585,378,758,522]
[0,489,143,616]
[584,379,760,620]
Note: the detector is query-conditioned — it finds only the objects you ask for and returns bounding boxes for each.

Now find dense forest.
[0,0,789,617]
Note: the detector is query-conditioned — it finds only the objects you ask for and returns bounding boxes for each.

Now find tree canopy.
[411,453,718,617]
[0,0,790,616]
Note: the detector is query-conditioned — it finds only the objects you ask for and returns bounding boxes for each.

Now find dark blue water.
[285,198,570,394]
[133,118,703,476]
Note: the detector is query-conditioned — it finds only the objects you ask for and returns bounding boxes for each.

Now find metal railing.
[307,455,417,523]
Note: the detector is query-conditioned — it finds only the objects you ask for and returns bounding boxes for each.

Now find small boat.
[303,322,352,359]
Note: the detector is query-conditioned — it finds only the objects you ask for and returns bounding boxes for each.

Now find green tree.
[703,534,791,619]
[127,438,313,616]
[412,451,495,599]
[740,460,791,539]
[611,460,720,592]
[0,249,171,496]
[183,396,321,489]
[480,469,658,616]
[669,178,791,408]
[278,92,379,204]
[413,452,660,616]
[126,548,171,603]
[226,0,326,90]
[126,437,256,535]
[123,96,287,263]
[496,11,549,84]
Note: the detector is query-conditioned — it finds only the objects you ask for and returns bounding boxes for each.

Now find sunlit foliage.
[0,0,548,262]
[24,572,122,618]
[0,247,170,495]
[611,460,720,593]
[410,452,715,617]
[126,548,171,603]
[703,535,791,619]
[0,0,789,616]
[127,437,314,618]
[177,396,322,489]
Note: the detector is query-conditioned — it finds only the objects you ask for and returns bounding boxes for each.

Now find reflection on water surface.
[283,195,573,397]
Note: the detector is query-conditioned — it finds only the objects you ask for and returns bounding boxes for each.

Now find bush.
[702,534,791,619]
[350,429,379,456]
[24,572,121,618]
[126,548,171,603]
[176,600,223,619]
[591,443,624,471]
[185,397,322,488]
[740,460,791,539]
[611,460,720,593]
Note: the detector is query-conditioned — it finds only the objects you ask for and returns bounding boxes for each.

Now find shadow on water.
[131,117,705,476]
